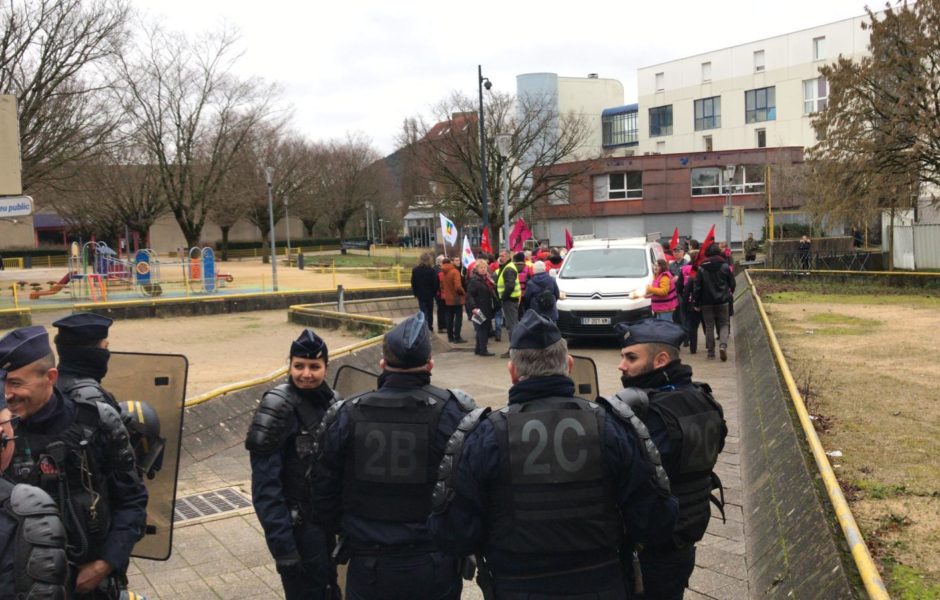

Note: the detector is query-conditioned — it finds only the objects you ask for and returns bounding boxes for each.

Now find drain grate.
[174,487,252,523]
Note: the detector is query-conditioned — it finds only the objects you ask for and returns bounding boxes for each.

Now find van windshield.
[559,248,649,279]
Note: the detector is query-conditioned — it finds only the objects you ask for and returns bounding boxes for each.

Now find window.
[756,128,766,148]
[701,62,712,82]
[691,165,766,196]
[655,72,664,91]
[803,77,828,114]
[602,111,639,146]
[593,173,642,201]
[547,181,570,205]
[703,135,713,152]
[754,50,765,72]
[694,96,721,131]
[649,105,673,137]
[656,141,666,153]
[745,86,776,123]
[813,36,826,60]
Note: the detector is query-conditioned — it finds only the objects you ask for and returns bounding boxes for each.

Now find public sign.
[0,195,32,217]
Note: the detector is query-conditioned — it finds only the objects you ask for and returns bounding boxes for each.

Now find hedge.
[216,238,364,251]
[0,247,69,258]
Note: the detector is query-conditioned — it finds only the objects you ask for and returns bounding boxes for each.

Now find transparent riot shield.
[332,365,380,399]
[101,352,187,561]
[570,355,600,400]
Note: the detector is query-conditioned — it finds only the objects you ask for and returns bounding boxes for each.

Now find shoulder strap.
[431,406,491,514]
[599,394,671,496]
[312,397,348,461]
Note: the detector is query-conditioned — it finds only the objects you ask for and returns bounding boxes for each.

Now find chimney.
[587,73,599,79]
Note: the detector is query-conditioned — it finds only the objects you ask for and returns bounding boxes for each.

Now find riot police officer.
[245,329,341,600]
[1,404,69,599]
[0,326,148,599]
[313,312,476,600]
[429,310,678,599]
[612,319,727,599]
[53,313,120,412]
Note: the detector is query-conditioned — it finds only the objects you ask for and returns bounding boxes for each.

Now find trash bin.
[298,253,305,270]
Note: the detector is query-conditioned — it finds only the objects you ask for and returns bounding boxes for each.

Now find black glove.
[275,551,304,576]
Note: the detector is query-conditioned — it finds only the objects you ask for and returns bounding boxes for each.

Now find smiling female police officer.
[245,329,341,600]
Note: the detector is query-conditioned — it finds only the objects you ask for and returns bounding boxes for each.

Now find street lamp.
[478,65,492,247]
[495,133,512,249]
[723,164,736,252]
[264,166,279,292]
[378,218,385,244]
[284,194,292,263]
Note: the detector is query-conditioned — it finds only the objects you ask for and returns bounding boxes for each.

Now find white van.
[555,238,666,338]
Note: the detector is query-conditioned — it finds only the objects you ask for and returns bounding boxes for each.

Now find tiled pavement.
[130,331,749,599]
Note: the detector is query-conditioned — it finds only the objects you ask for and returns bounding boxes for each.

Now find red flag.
[480,227,493,254]
[669,227,679,253]
[694,225,716,268]
[564,228,573,251]
[509,218,532,252]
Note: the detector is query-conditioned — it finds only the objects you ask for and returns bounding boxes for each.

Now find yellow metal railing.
[745,270,889,600]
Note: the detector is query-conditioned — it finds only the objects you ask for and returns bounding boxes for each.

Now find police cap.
[52,312,113,345]
[615,319,687,349]
[290,329,328,362]
[384,312,432,368]
[0,326,52,377]
[510,310,562,350]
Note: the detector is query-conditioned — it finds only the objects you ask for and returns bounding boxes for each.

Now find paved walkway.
[129,332,748,599]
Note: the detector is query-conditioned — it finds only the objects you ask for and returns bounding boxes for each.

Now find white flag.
[439,213,458,246]
[461,235,476,269]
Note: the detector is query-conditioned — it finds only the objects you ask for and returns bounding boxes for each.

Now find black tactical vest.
[10,401,113,565]
[279,385,336,505]
[341,385,449,522]
[646,385,726,547]
[487,396,622,556]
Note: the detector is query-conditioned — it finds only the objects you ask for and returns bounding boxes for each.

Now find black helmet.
[120,400,166,480]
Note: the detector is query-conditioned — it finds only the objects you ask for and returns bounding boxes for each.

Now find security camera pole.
[265,166,279,292]
[478,65,492,250]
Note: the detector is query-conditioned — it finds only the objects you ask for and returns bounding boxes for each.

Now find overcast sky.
[133,0,871,156]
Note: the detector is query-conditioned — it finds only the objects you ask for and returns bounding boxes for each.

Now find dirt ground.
[763,295,940,596]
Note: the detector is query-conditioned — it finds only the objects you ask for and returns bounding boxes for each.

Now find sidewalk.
[129,334,748,599]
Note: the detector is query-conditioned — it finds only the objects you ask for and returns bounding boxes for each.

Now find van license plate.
[581,317,611,325]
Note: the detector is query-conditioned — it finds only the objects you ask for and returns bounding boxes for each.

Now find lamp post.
[284,194,292,262]
[264,166,279,292]
[378,218,385,244]
[495,133,512,249]
[478,65,492,247]
[723,164,736,252]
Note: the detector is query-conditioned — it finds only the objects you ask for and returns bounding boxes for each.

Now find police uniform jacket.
[10,388,148,573]
[312,371,471,549]
[0,495,14,598]
[427,375,678,578]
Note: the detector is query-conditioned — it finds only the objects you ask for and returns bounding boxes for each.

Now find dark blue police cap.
[53,312,113,344]
[615,319,687,349]
[0,326,52,377]
[385,313,432,368]
[290,329,328,362]
[510,310,562,350]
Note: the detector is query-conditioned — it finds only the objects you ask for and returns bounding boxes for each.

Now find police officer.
[245,329,341,600]
[0,326,148,599]
[612,320,727,599]
[429,311,678,599]
[1,403,69,599]
[53,312,120,412]
[313,312,476,600]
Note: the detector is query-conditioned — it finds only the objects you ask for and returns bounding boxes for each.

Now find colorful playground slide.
[29,272,73,299]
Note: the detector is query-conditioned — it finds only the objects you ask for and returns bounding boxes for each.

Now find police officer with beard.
[428,311,678,599]
[52,313,120,412]
[1,402,69,600]
[0,326,147,599]
[313,312,476,600]
[611,320,727,599]
[246,329,341,600]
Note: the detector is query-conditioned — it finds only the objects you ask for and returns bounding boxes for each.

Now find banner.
[694,225,716,268]
[439,213,458,246]
[461,235,476,269]
[480,228,492,254]
[669,227,680,253]
[509,218,532,252]
[564,228,573,251]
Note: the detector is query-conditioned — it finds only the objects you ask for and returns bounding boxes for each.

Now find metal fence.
[779,250,877,272]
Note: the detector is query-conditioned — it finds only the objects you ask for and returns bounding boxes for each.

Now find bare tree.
[0,0,130,193]
[319,135,392,239]
[396,90,594,239]
[115,23,276,248]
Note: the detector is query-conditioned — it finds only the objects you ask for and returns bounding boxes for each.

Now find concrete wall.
[147,214,307,254]
[0,216,34,248]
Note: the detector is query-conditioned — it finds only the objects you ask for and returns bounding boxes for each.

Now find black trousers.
[346,552,461,600]
[626,545,696,600]
[277,522,338,600]
[435,297,447,331]
[445,304,463,340]
[417,296,435,330]
[473,317,491,354]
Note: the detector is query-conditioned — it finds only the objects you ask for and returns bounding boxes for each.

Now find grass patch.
[855,479,909,500]
[889,563,940,599]
[761,290,940,309]
[304,253,401,268]
[802,312,883,335]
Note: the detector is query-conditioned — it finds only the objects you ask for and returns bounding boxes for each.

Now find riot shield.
[570,355,600,400]
[101,352,187,561]
[332,365,380,399]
